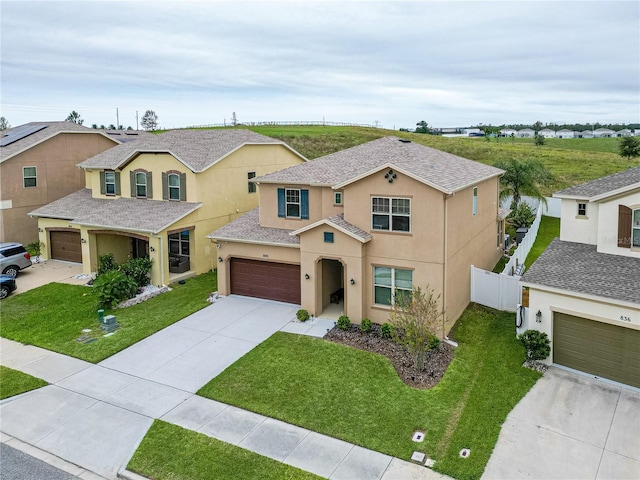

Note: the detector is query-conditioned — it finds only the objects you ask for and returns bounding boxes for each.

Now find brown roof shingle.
[554,166,640,199]
[207,208,299,246]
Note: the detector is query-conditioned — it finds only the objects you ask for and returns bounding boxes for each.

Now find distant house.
[0,122,126,245]
[593,128,615,138]
[577,130,594,138]
[517,128,535,138]
[521,167,640,388]
[556,129,576,139]
[500,128,517,137]
[615,129,634,137]
[538,128,557,138]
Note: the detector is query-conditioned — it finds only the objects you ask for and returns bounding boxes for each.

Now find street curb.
[118,469,150,480]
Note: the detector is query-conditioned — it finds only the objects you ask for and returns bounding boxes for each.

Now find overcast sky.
[2,1,639,130]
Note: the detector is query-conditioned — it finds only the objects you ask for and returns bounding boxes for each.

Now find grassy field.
[0,366,48,400]
[198,305,541,480]
[524,216,561,269]
[128,421,321,480]
[0,271,216,363]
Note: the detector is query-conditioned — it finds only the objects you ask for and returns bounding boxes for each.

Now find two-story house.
[520,167,640,388]
[0,122,129,245]
[208,137,505,335]
[29,129,307,287]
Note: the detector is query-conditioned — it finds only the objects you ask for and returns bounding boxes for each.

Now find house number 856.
[619,315,631,323]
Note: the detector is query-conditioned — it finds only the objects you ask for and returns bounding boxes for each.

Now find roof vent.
[399,139,411,143]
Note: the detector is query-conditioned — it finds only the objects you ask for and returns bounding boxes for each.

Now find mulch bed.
[324,323,455,389]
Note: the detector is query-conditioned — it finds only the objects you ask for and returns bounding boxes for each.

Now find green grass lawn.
[127,420,321,480]
[524,216,561,269]
[0,366,48,400]
[198,305,541,480]
[0,271,216,363]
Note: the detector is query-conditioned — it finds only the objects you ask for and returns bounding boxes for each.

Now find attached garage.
[554,313,640,388]
[50,230,82,263]
[230,258,301,304]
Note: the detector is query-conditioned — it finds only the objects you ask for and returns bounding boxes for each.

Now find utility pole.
[136,111,139,130]
[116,108,120,130]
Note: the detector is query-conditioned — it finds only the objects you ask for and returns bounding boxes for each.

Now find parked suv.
[0,274,17,299]
[0,242,32,276]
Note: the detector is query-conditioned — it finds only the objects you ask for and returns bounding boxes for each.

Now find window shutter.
[162,172,168,200]
[130,171,136,197]
[146,172,153,199]
[179,173,187,201]
[277,188,285,218]
[100,171,106,195]
[618,205,632,248]
[114,172,121,195]
[301,189,309,219]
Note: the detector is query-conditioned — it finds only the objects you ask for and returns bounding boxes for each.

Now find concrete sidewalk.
[1,296,448,480]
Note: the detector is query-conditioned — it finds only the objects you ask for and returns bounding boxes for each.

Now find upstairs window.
[472,187,478,215]
[634,209,640,248]
[248,172,257,193]
[577,203,587,216]
[334,191,343,205]
[23,167,37,188]
[168,174,180,200]
[136,172,147,197]
[100,170,120,196]
[277,188,309,219]
[130,171,152,198]
[162,171,186,201]
[372,197,410,232]
[286,189,300,217]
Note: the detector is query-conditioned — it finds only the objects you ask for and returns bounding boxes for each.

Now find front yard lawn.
[127,420,321,480]
[0,366,48,400]
[0,271,216,363]
[198,305,541,480]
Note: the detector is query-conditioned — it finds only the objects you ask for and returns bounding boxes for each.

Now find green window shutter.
[180,173,187,201]
[100,171,106,195]
[277,188,285,217]
[114,172,121,195]
[162,172,168,200]
[130,171,136,197]
[301,189,309,219]
[147,172,153,199]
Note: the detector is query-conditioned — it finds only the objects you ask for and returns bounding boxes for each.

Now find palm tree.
[494,158,551,208]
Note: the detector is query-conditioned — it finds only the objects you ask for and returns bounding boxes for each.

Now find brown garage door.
[230,258,301,304]
[50,230,82,263]
[554,312,640,388]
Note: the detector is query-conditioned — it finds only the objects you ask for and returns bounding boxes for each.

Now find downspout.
[152,234,165,286]
[442,192,454,338]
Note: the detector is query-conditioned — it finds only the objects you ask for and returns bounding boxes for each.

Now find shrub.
[337,315,350,331]
[26,241,43,258]
[93,270,137,308]
[360,317,372,333]
[380,323,393,339]
[517,329,551,361]
[120,257,153,289]
[296,309,310,322]
[428,335,441,350]
[97,253,118,277]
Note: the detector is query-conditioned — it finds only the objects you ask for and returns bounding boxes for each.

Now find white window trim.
[577,202,587,217]
[633,208,640,248]
[248,171,256,194]
[373,266,413,307]
[334,191,343,205]
[472,186,478,216]
[371,196,411,233]
[135,172,147,198]
[23,166,37,188]
[105,171,116,196]
[286,188,301,218]
[168,173,180,201]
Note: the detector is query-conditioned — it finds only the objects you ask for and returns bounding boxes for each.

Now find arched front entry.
[316,257,345,320]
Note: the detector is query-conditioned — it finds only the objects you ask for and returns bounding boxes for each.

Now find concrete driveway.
[483,367,640,479]
[12,260,86,295]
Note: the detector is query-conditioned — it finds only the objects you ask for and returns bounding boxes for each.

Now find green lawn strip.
[0,271,216,363]
[0,366,48,400]
[524,216,561,269]
[198,305,541,479]
[127,420,321,480]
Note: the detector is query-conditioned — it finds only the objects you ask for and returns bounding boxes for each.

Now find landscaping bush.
[26,241,44,259]
[120,257,153,289]
[517,329,551,361]
[380,322,393,339]
[93,270,138,308]
[360,317,372,333]
[97,253,118,277]
[337,315,350,330]
[296,309,310,322]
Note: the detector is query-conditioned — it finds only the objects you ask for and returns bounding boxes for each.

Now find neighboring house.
[615,129,634,137]
[517,128,535,138]
[520,167,640,388]
[577,130,594,138]
[208,137,505,335]
[0,122,128,245]
[500,128,517,137]
[29,129,307,287]
[593,128,616,138]
[538,128,556,138]
[556,129,576,139]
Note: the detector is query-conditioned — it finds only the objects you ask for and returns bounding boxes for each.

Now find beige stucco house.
[208,137,505,335]
[0,122,129,245]
[29,129,306,287]
[521,167,640,388]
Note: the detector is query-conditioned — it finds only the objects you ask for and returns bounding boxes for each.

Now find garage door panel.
[554,313,640,388]
[230,258,300,304]
[50,231,82,263]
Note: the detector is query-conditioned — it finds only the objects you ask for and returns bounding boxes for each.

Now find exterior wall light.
[218,257,223,263]
[350,278,355,285]
[81,238,87,243]
[149,246,155,252]
[535,310,542,323]
[305,273,310,280]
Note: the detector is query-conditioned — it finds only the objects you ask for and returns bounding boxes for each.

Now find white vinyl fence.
[502,203,543,276]
[470,266,522,312]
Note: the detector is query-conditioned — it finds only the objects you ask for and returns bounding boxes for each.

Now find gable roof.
[207,207,299,247]
[255,136,503,194]
[77,129,306,173]
[553,166,640,200]
[521,239,640,305]
[29,189,201,234]
[291,213,372,243]
[0,122,120,164]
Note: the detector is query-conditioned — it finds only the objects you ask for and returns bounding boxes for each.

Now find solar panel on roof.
[0,124,47,147]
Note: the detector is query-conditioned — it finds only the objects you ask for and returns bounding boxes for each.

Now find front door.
[131,238,149,259]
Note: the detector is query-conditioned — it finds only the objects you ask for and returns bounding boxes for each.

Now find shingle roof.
[1,122,119,163]
[521,238,640,305]
[255,136,503,193]
[207,208,299,246]
[291,213,372,243]
[29,189,201,234]
[554,166,640,199]
[78,129,296,172]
